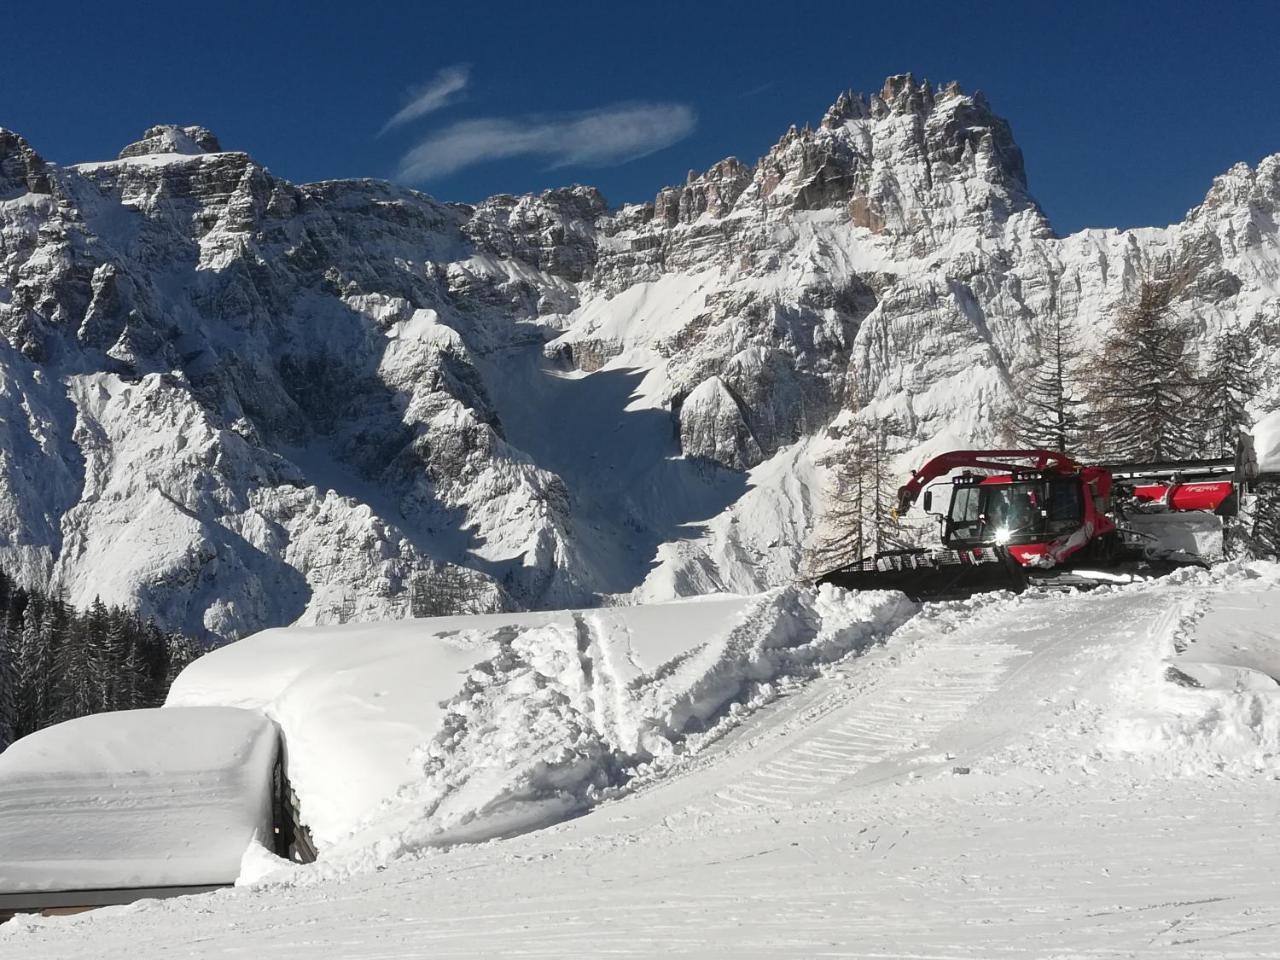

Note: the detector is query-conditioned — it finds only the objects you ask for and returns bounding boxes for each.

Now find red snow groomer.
[817,443,1258,600]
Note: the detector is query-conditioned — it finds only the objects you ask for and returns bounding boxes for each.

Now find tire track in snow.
[706,625,1023,813]
[692,588,1183,816]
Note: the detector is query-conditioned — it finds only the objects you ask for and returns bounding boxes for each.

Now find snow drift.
[1103,563,1280,776]
[166,586,916,867]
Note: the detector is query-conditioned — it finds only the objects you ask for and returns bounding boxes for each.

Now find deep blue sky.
[3,0,1277,234]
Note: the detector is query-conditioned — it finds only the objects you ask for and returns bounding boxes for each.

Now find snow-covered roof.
[0,707,278,893]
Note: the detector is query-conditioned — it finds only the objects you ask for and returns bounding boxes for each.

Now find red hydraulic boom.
[893,449,1094,516]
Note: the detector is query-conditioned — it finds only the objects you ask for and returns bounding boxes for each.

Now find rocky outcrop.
[467,186,605,284]
[559,75,1046,472]
[653,158,754,227]
[118,124,222,158]
[678,377,761,469]
[0,129,52,197]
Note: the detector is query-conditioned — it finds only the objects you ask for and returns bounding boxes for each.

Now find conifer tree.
[108,610,141,710]
[1198,322,1260,458]
[137,619,172,705]
[866,418,908,552]
[809,426,873,572]
[20,594,51,736]
[55,594,98,721]
[1088,272,1200,461]
[83,596,112,711]
[0,570,15,746]
[1007,298,1092,454]
[163,633,198,690]
[0,620,16,750]
[809,415,908,572]
[0,575,207,749]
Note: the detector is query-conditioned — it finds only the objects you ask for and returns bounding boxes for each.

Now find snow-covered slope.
[8,566,1279,957]
[1,78,1279,639]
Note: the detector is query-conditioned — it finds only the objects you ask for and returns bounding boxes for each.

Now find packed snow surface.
[6,565,1280,957]
[0,707,277,892]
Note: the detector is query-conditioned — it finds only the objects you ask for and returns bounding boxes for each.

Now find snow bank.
[1255,410,1280,474]
[1104,563,1280,776]
[168,587,915,870]
[0,707,277,892]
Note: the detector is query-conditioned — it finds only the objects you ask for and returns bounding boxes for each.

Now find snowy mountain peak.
[820,90,869,128]
[465,184,606,283]
[118,124,223,159]
[872,72,932,115]
[1191,153,1280,223]
[597,73,1045,278]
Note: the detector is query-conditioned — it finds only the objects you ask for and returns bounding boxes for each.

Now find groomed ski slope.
[6,565,1280,958]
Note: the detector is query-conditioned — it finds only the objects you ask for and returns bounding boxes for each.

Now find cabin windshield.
[945,478,1084,546]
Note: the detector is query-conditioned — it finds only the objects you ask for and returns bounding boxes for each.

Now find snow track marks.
[666,588,1185,818]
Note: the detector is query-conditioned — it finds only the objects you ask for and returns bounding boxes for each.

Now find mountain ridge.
[0,75,1276,640]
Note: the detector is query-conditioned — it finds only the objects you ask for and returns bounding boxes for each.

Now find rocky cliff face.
[0,134,573,638]
[0,75,1276,639]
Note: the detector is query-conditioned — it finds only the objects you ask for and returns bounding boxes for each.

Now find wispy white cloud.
[394,102,697,182]
[380,64,470,135]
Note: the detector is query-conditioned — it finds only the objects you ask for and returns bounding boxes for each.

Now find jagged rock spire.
[820,90,855,126]
[0,129,52,197]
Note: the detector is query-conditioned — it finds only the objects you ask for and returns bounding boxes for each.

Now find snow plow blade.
[816,548,1030,601]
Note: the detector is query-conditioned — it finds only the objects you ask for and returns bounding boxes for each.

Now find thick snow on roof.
[166,588,915,860]
[0,707,277,893]
[168,615,510,848]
